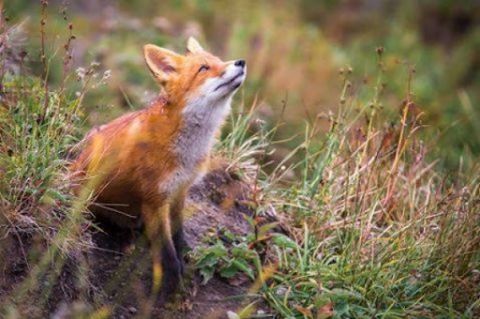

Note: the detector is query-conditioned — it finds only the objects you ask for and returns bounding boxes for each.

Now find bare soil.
[0,168,265,319]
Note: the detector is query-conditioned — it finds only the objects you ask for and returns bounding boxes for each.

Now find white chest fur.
[175,96,231,168]
[159,96,232,195]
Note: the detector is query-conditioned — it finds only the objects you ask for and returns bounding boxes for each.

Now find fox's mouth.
[214,72,244,92]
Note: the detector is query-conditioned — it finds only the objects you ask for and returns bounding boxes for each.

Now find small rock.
[128,306,137,314]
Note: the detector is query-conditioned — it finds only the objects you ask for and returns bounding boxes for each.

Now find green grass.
[0,75,79,244]
[0,31,103,315]
[192,56,480,319]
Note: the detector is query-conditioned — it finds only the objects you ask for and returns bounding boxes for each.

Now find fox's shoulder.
[85,98,167,139]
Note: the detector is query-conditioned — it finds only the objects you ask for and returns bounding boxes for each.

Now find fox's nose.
[234,60,246,68]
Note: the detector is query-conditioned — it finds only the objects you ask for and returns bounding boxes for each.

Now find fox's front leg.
[142,201,182,296]
[170,189,187,274]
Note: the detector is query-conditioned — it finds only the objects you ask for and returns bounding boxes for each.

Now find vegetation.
[191,64,480,318]
[1,1,479,318]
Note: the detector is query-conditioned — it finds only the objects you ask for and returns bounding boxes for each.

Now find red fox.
[70,37,246,296]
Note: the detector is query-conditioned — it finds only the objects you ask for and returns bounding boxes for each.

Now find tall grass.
[199,55,480,319]
[258,105,480,318]
[0,18,106,318]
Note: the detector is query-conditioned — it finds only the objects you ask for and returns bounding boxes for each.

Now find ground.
[0,167,267,319]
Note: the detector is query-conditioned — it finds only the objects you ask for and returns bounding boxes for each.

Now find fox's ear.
[186,37,204,54]
[143,44,182,83]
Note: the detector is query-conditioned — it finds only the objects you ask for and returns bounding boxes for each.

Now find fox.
[70,37,246,297]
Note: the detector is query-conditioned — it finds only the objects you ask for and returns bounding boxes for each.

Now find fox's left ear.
[144,44,183,85]
[186,37,204,54]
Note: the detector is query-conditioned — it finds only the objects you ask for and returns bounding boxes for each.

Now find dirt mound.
[1,167,257,318]
[86,168,254,318]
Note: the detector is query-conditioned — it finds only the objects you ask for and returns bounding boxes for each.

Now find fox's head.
[143,37,246,110]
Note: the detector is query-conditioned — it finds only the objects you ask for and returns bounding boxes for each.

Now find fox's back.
[72,100,182,223]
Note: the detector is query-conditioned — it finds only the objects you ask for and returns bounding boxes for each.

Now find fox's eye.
[198,64,210,73]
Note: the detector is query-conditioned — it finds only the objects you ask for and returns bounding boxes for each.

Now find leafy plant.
[193,228,261,285]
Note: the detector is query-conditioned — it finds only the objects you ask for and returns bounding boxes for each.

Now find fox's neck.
[173,96,231,168]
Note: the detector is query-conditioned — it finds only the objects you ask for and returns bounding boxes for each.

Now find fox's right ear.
[143,44,183,84]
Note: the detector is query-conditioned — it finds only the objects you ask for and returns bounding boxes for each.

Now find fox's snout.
[234,59,246,68]
[212,59,246,95]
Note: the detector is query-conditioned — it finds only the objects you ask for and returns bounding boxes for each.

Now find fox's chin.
[214,72,245,92]
[231,81,243,91]
[217,81,244,100]
[194,72,245,103]
[218,74,246,98]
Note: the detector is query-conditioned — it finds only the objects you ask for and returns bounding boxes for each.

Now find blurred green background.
[4,0,480,169]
